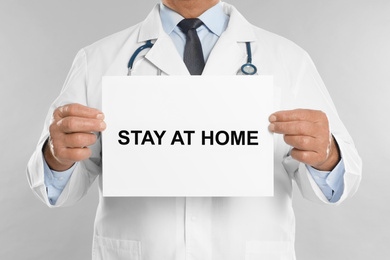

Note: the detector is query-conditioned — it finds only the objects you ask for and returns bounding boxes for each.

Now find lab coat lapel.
[140,4,189,75]
[104,4,188,76]
[202,3,257,75]
[103,35,136,76]
[144,34,190,75]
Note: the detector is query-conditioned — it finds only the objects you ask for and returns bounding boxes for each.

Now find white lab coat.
[27,3,361,260]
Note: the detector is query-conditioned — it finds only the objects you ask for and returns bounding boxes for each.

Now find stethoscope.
[127,40,257,76]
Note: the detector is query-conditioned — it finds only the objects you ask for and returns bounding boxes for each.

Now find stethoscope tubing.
[240,42,257,75]
[127,40,154,74]
[127,40,257,75]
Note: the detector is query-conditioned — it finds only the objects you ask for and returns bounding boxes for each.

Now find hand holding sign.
[44,103,106,171]
[268,109,340,171]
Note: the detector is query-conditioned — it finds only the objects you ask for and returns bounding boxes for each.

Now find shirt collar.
[160,1,228,37]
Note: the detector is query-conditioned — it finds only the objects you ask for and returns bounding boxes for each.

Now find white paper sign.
[102,76,274,197]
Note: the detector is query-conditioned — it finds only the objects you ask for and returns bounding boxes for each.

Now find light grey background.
[1,0,389,259]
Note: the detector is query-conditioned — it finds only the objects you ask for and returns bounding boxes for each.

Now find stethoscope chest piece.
[238,42,258,75]
[241,63,257,75]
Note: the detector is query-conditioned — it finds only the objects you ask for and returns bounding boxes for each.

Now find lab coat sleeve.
[26,49,101,208]
[282,51,362,205]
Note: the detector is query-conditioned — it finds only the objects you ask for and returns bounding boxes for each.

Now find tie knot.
[178,18,204,34]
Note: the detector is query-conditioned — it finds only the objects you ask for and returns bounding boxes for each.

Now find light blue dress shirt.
[159,2,229,62]
[43,1,345,205]
[43,159,76,205]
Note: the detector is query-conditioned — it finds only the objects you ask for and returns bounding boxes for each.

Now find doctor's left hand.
[268,109,340,171]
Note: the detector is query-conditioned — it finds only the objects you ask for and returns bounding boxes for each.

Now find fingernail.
[100,121,106,130]
[268,123,275,132]
[97,113,104,120]
[269,115,276,122]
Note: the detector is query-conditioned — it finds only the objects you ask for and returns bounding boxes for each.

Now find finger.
[269,109,326,123]
[54,103,104,120]
[57,147,93,162]
[50,140,93,162]
[283,135,320,152]
[63,133,98,148]
[57,117,106,133]
[269,121,318,136]
[290,148,324,166]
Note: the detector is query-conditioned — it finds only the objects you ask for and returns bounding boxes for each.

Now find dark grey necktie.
[178,18,205,75]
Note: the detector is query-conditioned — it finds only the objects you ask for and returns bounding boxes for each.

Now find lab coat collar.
[139,3,258,75]
[104,4,188,76]
[202,2,257,75]
[220,2,257,42]
[140,4,189,75]
[105,3,258,76]
[138,4,163,43]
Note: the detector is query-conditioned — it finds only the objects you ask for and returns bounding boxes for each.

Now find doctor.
[27,0,361,259]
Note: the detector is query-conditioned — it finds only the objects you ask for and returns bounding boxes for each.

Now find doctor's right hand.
[43,103,106,172]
